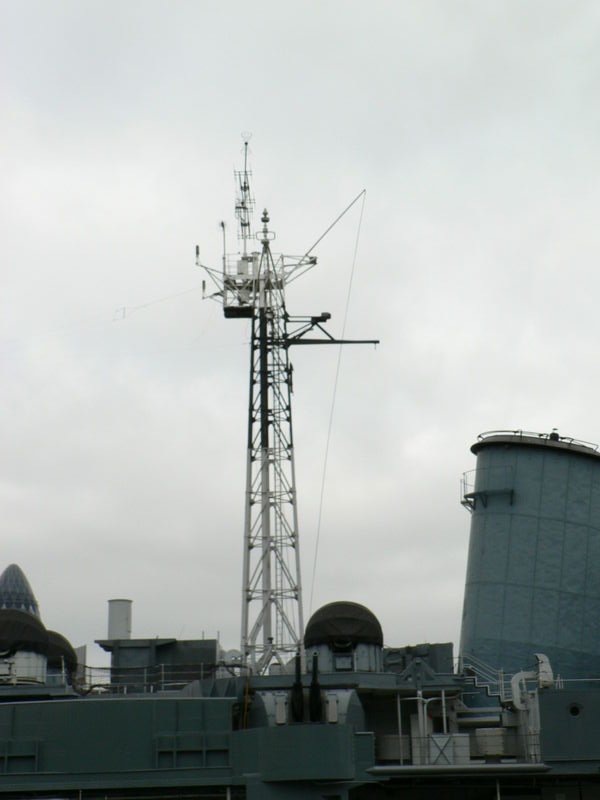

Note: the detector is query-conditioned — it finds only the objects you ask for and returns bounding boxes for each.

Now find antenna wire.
[308,190,367,614]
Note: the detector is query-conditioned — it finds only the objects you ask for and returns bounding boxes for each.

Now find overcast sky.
[3,1,600,665]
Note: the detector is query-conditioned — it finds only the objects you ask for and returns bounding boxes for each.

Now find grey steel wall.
[459,433,600,678]
[0,694,373,797]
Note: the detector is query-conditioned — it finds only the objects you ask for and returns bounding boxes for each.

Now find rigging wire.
[308,190,367,615]
[0,284,205,357]
[112,284,204,320]
[285,189,366,287]
[303,189,367,260]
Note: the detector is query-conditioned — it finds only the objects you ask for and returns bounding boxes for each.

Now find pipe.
[309,652,322,722]
[442,689,447,734]
[396,692,403,766]
[417,689,425,746]
[290,651,304,722]
[367,763,550,776]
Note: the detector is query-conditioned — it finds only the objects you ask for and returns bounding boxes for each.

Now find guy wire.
[308,190,367,615]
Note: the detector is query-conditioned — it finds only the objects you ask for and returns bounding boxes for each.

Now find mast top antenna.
[235,137,254,255]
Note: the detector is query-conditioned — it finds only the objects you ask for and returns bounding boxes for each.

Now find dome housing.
[0,564,77,688]
[0,608,48,684]
[305,601,383,648]
[304,601,383,673]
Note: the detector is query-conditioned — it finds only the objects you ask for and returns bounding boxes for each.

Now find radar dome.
[304,601,383,648]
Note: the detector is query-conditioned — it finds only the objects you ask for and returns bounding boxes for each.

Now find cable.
[0,284,205,358]
[285,189,366,288]
[308,190,367,615]
[113,284,203,320]
[303,189,366,260]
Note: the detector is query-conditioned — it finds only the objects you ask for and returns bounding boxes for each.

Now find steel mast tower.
[197,141,377,674]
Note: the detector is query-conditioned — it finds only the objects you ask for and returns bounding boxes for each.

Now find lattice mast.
[238,156,302,674]
[197,141,377,674]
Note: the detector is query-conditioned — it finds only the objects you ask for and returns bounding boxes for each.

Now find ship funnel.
[107,599,132,640]
[460,429,600,679]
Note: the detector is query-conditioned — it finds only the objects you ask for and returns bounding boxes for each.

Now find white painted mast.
[197,140,377,674]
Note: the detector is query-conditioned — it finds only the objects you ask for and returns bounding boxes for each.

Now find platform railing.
[76,662,223,694]
[476,429,599,451]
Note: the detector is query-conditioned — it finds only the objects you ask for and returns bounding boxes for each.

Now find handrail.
[476,430,598,451]
[460,653,514,701]
[72,661,242,695]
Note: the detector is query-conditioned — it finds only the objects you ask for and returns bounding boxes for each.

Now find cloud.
[2,1,600,666]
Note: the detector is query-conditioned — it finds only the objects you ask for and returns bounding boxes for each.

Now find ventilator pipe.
[309,652,322,722]
[290,651,304,722]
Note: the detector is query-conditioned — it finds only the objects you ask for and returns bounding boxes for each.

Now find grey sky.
[2,1,600,662]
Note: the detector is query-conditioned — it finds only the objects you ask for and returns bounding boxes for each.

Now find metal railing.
[461,466,514,511]
[460,653,513,702]
[389,732,542,765]
[75,662,226,695]
[477,429,599,451]
[551,675,600,689]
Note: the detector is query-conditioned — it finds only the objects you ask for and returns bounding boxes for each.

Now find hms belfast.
[1,147,600,799]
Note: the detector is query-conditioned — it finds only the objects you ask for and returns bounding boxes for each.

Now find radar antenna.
[196,140,378,674]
